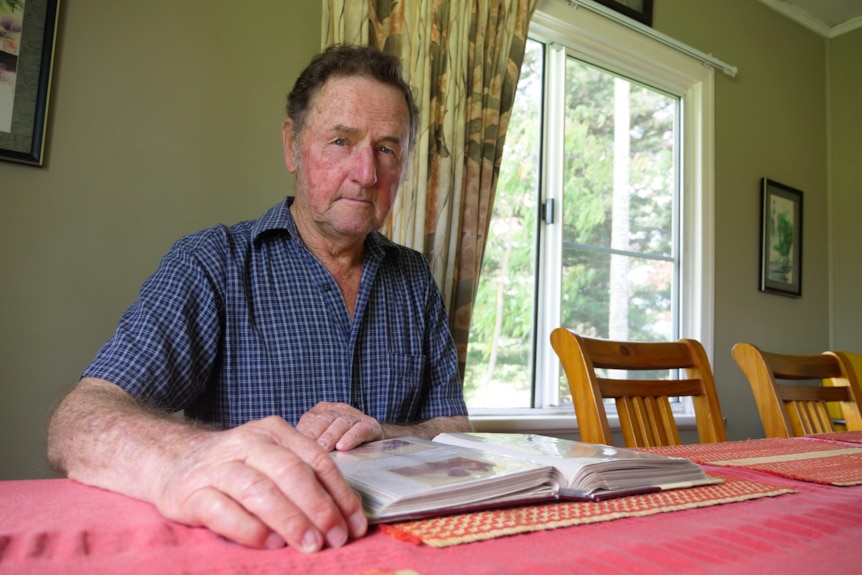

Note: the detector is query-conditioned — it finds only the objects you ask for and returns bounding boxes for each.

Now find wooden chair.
[731,342,862,437]
[826,351,862,430]
[550,328,727,447]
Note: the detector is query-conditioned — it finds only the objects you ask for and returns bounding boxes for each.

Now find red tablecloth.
[640,436,862,485]
[2,439,862,574]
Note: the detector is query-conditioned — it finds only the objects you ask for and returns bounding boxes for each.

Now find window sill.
[468,410,697,436]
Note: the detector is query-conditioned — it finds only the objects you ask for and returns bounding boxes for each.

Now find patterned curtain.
[323,0,538,379]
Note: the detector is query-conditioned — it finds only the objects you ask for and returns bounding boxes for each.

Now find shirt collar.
[252,197,390,262]
[251,197,298,240]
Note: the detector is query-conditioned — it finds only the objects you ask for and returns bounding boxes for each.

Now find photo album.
[331,432,721,522]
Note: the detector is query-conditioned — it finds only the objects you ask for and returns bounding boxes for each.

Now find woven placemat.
[641,439,862,486]
[807,431,862,445]
[378,473,792,548]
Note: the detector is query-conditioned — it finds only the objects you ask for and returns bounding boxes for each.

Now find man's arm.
[47,378,368,552]
[295,402,472,451]
[381,415,472,440]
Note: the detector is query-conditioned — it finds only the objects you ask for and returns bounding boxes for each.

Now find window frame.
[469,0,715,433]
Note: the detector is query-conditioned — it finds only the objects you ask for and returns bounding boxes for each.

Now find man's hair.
[286,44,419,151]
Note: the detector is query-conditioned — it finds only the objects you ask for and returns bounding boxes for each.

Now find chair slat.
[599,378,703,399]
[767,353,843,380]
[733,342,862,438]
[587,340,695,370]
[551,328,727,448]
[776,384,850,402]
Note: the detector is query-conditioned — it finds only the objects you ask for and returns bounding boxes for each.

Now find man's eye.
[334,138,348,146]
[379,146,393,155]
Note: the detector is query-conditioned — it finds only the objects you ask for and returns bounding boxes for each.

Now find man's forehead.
[322,75,399,100]
[309,78,409,131]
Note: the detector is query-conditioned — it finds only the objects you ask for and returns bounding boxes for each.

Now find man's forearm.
[46,378,209,503]
[380,415,472,441]
[47,379,369,551]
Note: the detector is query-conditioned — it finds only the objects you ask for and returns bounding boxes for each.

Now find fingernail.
[349,511,368,536]
[317,437,330,449]
[265,532,286,549]
[299,530,322,553]
[325,525,347,548]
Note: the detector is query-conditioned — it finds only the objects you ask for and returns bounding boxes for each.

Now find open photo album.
[331,432,721,522]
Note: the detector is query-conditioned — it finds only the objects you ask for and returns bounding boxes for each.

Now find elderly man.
[47,44,471,553]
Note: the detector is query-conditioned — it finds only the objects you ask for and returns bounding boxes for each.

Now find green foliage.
[772,212,794,261]
[466,40,677,408]
[1,0,24,14]
[463,41,541,407]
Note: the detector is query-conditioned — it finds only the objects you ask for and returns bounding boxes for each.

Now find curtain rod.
[567,0,738,77]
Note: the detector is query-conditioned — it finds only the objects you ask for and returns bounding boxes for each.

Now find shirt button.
[323,283,332,291]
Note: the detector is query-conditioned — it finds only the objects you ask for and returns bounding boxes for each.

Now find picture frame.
[0,0,60,166]
[592,0,653,26]
[760,178,803,297]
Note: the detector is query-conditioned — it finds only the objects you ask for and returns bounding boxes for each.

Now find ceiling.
[759,0,862,37]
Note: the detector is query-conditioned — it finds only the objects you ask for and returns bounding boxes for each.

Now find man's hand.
[296,402,384,451]
[155,416,368,551]
[47,380,368,552]
[296,403,473,452]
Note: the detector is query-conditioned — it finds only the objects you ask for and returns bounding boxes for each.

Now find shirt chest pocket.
[361,352,426,423]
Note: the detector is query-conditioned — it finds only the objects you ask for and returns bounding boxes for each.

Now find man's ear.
[282,119,298,173]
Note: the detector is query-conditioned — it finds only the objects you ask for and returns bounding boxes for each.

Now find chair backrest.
[550,328,727,447]
[825,351,862,430]
[731,342,862,437]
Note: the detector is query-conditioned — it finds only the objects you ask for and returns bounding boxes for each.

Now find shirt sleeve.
[81,237,223,412]
[418,264,469,420]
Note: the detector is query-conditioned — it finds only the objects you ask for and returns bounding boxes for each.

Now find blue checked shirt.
[83,198,468,428]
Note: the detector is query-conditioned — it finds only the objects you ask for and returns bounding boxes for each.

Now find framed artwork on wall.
[0,0,61,166]
[592,0,653,26]
[760,178,803,297]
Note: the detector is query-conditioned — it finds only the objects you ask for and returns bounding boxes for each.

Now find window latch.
[542,198,555,224]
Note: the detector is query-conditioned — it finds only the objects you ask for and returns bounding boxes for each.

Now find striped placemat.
[641,438,862,486]
[379,473,792,548]
[807,431,862,445]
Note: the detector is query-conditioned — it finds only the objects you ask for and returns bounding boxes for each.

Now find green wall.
[0,0,858,478]
[0,0,321,479]
[654,0,861,441]
[656,0,830,440]
[829,29,862,352]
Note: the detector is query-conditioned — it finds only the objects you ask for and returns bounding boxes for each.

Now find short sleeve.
[82,238,224,411]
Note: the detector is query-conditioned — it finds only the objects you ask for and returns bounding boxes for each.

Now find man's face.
[283,75,411,243]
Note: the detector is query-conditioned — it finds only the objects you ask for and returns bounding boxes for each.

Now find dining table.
[2,433,862,575]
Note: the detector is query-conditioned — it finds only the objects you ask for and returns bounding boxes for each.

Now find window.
[465,2,715,426]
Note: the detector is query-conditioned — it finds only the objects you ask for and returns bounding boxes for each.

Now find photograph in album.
[332,432,721,522]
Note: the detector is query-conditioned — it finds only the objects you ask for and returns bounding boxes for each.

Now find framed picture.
[760,178,803,297]
[0,0,60,166]
[592,0,653,26]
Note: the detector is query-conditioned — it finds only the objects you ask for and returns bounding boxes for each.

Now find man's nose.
[352,146,378,187]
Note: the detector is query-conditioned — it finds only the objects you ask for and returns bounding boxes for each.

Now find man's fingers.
[239,442,355,550]
[334,420,383,451]
[179,486,280,549]
[295,403,383,451]
[156,416,366,552]
[316,415,359,450]
[290,443,369,539]
[295,409,326,439]
[258,420,369,539]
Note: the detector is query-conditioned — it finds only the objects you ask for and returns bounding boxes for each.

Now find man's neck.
[290,201,365,318]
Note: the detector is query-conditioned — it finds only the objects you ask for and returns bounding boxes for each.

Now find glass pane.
[559,249,673,340]
[464,39,542,409]
[558,247,674,402]
[558,56,678,406]
[562,57,675,258]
